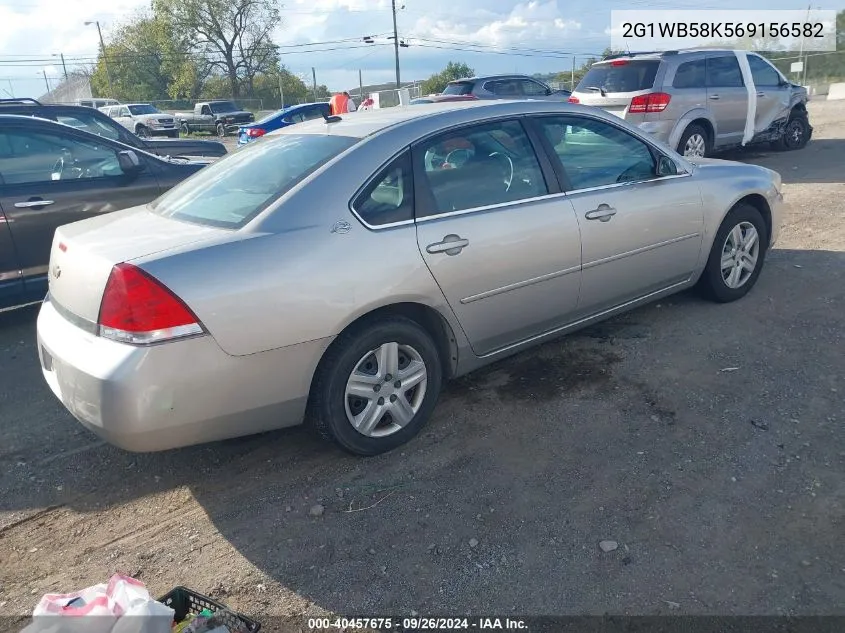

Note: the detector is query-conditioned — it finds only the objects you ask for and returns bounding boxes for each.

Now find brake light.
[97,263,204,345]
[629,92,671,113]
[246,128,266,138]
[610,60,629,66]
[568,96,580,103]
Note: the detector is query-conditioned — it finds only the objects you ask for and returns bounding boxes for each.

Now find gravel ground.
[1,101,843,628]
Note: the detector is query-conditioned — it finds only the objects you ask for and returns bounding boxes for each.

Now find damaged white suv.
[568,48,812,158]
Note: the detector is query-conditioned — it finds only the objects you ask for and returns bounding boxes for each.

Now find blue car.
[237,102,331,145]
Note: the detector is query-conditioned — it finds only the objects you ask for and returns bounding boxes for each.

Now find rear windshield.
[443,82,474,96]
[149,134,358,229]
[578,60,660,93]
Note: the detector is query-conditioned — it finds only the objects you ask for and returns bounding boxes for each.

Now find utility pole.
[85,20,114,97]
[571,56,576,91]
[312,67,317,101]
[278,72,285,109]
[7,79,14,98]
[391,0,400,88]
[60,53,68,81]
[42,70,51,95]
[359,69,364,101]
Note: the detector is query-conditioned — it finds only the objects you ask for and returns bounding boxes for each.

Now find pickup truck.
[174,101,255,137]
[101,103,179,138]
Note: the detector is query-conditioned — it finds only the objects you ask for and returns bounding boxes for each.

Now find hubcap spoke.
[742,229,758,252]
[346,372,381,399]
[741,257,756,273]
[729,225,743,250]
[720,254,734,271]
[354,401,388,435]
[398,361,426,390]
[728,265,742,287]
[390,395,416,427]
[376,342,400,379]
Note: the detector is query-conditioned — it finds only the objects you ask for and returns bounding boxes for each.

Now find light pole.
[41,70,51,95]
[85,20,114,97]
[53,53,69,81]
[391,0,400,88]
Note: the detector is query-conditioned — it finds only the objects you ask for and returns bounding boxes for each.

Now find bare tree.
[154,0,281,97]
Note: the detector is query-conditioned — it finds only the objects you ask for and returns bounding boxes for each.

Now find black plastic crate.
[158,586,261,633]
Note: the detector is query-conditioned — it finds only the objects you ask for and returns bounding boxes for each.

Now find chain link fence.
[767,50,845,98]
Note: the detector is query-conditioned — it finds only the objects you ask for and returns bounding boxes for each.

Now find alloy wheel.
[344,342,428,438]
[684,133,707,157]
[721,221,760,289]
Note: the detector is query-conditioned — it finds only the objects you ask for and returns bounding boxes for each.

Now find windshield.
[578,60,660,93]
[210,101,239,114]
[149,134,358,229]
[443,82,473,96]
[128,104,160,115]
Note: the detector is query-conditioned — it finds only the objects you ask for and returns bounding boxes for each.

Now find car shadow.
[1,248,844,615]
[717,138,845,184]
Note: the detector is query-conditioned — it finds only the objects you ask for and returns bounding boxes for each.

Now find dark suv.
[443,74,571,100]
[0,99,226,159]
[0,114,209,311]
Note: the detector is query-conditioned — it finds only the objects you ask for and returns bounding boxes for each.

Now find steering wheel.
[489,152,514,191]
[444,148,472,169]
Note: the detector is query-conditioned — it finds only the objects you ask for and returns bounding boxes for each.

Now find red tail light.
[610,59,629,66]
[568,96,580,103]
[97,263,204,345]
[629,92,671,113]
[246,128,266,138]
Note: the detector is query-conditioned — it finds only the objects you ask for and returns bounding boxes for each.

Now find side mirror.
[117,150,144,175]
[656,155,678,177]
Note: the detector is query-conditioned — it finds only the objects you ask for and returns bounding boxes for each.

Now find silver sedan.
[36,100,784,455]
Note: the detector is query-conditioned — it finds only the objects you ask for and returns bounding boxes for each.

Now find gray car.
[443,74,571,100]
[36,100,784,456]
[569,49,812,158]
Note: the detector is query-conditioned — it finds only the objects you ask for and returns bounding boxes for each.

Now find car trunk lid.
[47,206,226,324]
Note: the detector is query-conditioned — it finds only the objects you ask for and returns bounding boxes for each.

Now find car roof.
[594,48,748,64]
[448,74,541,83]
[271,99,599,140]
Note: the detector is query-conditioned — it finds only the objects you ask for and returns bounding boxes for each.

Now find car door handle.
[14,199,55,208]
[756,91,766,97]
[585,205,617,222]
[708,94,720,100]
[426,234,469,255]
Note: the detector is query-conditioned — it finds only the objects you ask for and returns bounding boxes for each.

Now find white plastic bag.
[21,574,174,633]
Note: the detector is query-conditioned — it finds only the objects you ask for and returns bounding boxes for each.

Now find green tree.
[153,0,281,98]
[420,61,475,95]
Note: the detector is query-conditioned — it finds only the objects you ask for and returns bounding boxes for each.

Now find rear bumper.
[36,298,333,452]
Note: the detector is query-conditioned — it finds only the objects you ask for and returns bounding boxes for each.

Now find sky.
[0,0,842,98]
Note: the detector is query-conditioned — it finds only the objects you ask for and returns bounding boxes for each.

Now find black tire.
[309,316,443,456]
[773,110,810,151]
[677,123,711,158]
[166,130,179,138]
[216,122,226,137]
[135,125,149,138]
[697,203,768,303]
[180,122,190,135]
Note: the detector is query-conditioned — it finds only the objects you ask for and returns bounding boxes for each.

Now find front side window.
[118,107,131,117]
[672,59,706,89]
[520,80,550,96]
[707,55,744,88]
[748,55,781,87]
[0,130,124,185]
[537,116,658,190]
[417,119,548,215]
[353,151,414,226]
[150,133,358,228]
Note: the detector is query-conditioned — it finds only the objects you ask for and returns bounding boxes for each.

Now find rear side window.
[150,134,358,229]
[352,151,414,226]
[55,112,121,141]
[707,55,744,88]
[672,59,706,89]
[443,82,474,96]
[578,60,660,93]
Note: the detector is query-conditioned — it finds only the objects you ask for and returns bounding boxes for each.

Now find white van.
[76,98,120,109]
